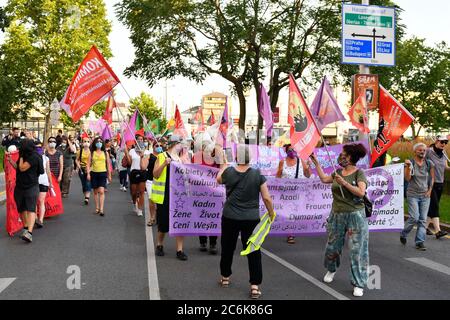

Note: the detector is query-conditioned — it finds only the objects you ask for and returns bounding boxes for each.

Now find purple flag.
[101,125,113,140]
[258,83,273,137]
[310,77,346,131]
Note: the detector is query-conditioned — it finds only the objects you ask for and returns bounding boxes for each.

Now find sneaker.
[353,287,364,297]
[435,230,448,239]
[323,271,336,283]
[400,236,407,245]
[176,251,188,261]
[415,243,427,251]
[426,228,434,236]
[132,204,137,213]
[155,245,164,256]
[209,244,218,255]
[35,220,44,229]
[123,187,127,192]
[21,231,32,243]
[199,243,207,252]
[137,209,143,217]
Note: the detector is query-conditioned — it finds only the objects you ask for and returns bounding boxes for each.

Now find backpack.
[121,152,130,168]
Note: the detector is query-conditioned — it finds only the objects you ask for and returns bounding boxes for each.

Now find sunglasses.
[440,140,448,145]
[49,141,56,143]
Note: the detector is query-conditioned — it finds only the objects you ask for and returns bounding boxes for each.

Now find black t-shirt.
[16,152,44,190]
[222,167,267,221]
[147,153,158,181]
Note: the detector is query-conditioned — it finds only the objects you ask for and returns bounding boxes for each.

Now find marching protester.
[125,134,150,217]
[75,135,92,205]
[276,143,312,244]
[146,140,160,227]
[86,137,111,217]
[400,143,435,250]
[425,136,449,239]
[152,135,188,260]
[86,137,111,216]
[217,144,275,299]
[36,143,52,228]
[57,135,76,198]
[6,139,44,243]
[117,144,130,192]
[45,137,63,183]
[2,127,21,149]
[194,141,220,254]
[310,143,369,297]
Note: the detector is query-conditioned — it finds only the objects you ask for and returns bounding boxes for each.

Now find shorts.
[39,184,49,193]
[91,172,107,189]
[14,186,39,213]
[130,170,147,185]
[146,181,153,198]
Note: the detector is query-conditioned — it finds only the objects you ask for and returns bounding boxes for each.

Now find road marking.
[144,193,160,300]
[260,248,350,300]
[0,278,16,294]
[405,258,450,276]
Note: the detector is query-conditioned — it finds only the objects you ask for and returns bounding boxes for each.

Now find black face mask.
[433,145,444,157]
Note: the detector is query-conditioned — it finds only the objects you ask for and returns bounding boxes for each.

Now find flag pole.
[292,74,345,197]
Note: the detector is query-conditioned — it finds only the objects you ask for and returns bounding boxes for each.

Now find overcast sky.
[1,0,449,120]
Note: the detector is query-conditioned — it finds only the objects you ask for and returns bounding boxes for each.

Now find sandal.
[95,208,100,215]
[250,287,261,299]
[99,211,104,217]
[147,220,155,227]
[219,277,230,288]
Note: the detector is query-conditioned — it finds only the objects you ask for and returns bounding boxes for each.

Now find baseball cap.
[168,135,181,146]
[436,135,448,141]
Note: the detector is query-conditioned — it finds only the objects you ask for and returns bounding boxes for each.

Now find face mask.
[49,142,56,149]
[83,142,90,148]
[155,147,163,153]
[36,147,43,155]
[287,150,297,159]
[339,158,350,168]
[61,143,67,148]
[95,142,103,149]
[144,142,149,148]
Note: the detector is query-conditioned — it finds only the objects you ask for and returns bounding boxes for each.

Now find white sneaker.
[323,271,336,283]
[137,209,143,217]
[133,204,138,213]
[353,287,364,297]
[123,187,127,192]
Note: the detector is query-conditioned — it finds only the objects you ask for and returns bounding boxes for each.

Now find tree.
[0,6,9,32]
[116,0,399,133]
[0,0,112,139]
[129,92,168,130]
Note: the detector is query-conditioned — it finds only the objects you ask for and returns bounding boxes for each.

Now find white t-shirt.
[38,155,50,186]
[129,148,151,171]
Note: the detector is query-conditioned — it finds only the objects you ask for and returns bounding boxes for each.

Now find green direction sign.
[345,13,393,28]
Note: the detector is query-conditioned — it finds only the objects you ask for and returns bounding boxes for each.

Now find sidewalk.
[0,172,5,204]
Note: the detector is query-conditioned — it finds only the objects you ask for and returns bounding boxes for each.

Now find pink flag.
[258,83,274,138]
[310,77,346,131]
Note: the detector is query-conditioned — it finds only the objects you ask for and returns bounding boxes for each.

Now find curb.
[404,215,450,233]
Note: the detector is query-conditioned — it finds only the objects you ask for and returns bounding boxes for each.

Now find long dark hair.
[90,137,106,153]
[343,143,367,165]
[19,138,36,160]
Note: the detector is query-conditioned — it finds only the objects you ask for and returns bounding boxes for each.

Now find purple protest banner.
[169,162,404,236]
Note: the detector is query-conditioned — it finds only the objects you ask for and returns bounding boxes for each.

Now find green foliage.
[0,0,112,128]
[91,100,107,119]
[129,92,167,130]
[0,148,4,172]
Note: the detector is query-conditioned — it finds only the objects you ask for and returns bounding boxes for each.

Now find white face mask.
[49,142,56,149]
[83,142,90,148]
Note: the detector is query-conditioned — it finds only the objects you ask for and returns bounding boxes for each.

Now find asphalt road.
[0,175,449,300]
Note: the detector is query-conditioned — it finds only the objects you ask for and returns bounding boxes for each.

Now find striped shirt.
[45,150,62,178]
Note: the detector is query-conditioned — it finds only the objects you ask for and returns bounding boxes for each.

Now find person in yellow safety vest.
[151,135,188,261]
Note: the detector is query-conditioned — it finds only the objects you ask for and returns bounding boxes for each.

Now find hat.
[168,135,181,146]
[436,135,448,141]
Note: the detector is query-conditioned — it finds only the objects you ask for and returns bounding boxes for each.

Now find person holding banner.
[86,137,112,216]
[310,143,369,297]
[6,139,44,243]
[152,135,188,261]
[36,143,52,228]
[76,135,92,205]
[401,143,435,251]
[276,144,312,244]
[217,144,275,299]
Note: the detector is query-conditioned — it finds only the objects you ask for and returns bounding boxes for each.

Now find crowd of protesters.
[2,126,449,299]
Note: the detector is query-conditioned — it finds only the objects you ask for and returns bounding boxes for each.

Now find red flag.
[4,150,23,236]
[288,74,321,160]
[371,86,415,166]
[348,92,370,134]
[64,46,120,122]
[194,107,204,132]
[207,110,216,125]
[102,93,116,125]
[174,105,188,138]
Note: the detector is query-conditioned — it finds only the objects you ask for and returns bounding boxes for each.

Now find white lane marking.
[260,248,350,300]
[144,192,161,300]
[0,278,16,294]
[405,258,450,276]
